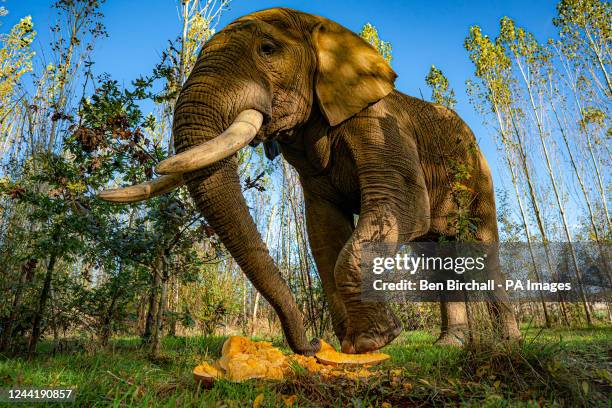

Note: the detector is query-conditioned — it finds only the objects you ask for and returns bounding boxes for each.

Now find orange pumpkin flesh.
[315,340,390,366]
[193,362,222,387]
[193,336,390,384]
[196,336,288,383]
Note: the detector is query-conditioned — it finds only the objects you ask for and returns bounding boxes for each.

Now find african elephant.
[99,8,520,355]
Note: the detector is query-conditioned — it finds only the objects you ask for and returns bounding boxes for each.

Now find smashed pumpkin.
[194,336,288,385]
[193,336,390,386]
[315,340,390,366]
[193,362,223,386]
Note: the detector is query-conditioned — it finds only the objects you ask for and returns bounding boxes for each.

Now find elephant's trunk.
[171,75,317,354]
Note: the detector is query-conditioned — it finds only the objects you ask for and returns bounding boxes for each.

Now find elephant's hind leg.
[436,301,470,346]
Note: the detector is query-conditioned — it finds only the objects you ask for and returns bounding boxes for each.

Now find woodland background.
[0,0,609,364]
[0,1,610,405]
[0,0,612,353]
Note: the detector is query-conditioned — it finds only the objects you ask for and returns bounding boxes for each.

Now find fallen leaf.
[381,402,392,408]
[282,394,297,406]
[581,381,589,395]
[476,365,490,377]
[253,393,264,408]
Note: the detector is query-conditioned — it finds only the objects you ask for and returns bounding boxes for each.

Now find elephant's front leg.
[336,177,431,353]
[304,192,353,342]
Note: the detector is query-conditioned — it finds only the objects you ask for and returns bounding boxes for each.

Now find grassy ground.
[1,327,611,407]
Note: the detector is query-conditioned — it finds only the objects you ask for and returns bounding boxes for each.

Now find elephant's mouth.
[98,108,266,203]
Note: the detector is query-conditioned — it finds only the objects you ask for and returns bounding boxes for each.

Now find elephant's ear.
[312,21,397,126]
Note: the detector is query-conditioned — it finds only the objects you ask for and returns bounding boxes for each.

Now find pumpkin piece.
[193,362,223,387]
[194,336,388,384]
[224,354,268,381]
[218,336,250,370]
[218,336,289,382]
[224,353,288,381]
[290,354,331,374]
[318,339,336,352]
[315,343,390,366]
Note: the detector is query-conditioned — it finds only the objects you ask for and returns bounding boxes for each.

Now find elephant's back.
[385,91,490,234]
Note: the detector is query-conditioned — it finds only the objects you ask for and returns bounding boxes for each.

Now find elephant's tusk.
[98,174,184,203]
[156,109,264,175]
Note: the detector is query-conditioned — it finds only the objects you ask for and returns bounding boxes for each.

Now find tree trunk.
[28,252,57,356]
[137,295,147,335]
[515,64,592,324]
[168,276,179,336]
[143,255,162,345]
[150,251,169,356]
[101,288,122,347]
[492,99,554,327]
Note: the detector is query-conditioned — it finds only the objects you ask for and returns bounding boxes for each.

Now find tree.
[425,65,457,108]
[0,16,35,155]
[554,0,612,96]
[359,23,392,64]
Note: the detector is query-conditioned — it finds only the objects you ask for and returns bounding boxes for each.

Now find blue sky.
[2,0,563,208]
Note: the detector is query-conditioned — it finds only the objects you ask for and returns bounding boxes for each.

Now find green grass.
[1,327,611,407]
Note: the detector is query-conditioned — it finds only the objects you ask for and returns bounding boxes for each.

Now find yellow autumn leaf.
[67,181,86,193]
[253,393,264,408]
[476,365,490,377]
[282,394,297,406]
[381,402,392,408]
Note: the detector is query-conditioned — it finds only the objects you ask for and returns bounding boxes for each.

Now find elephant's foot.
[340,305,402,354]
[295,338,323,356]
[332,317,348,344]
[328,295,349,343]
[435,327,468,347]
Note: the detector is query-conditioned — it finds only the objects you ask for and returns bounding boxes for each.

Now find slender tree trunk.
[557,45,611,232]
[28,252,57,356]
[151,251,169,356]
[515,62,592,324]
[251,292,260,336]
[101,287,122,347]
[168,276,179,336]
[491,97,554,327]
[143,255,162,345]
[583,26,612,96]
[505,151,551,328]
[137,295,147,335]
[548,84,603,242]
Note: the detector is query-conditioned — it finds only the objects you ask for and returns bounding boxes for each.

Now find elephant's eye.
[260,41,277,57]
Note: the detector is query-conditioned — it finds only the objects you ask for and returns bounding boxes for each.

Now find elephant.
[99,7,521,355]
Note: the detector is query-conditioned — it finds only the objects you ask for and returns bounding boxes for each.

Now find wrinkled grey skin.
[173,7,520,354]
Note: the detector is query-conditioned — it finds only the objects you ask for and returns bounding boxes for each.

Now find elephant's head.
[98,8,396,354]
